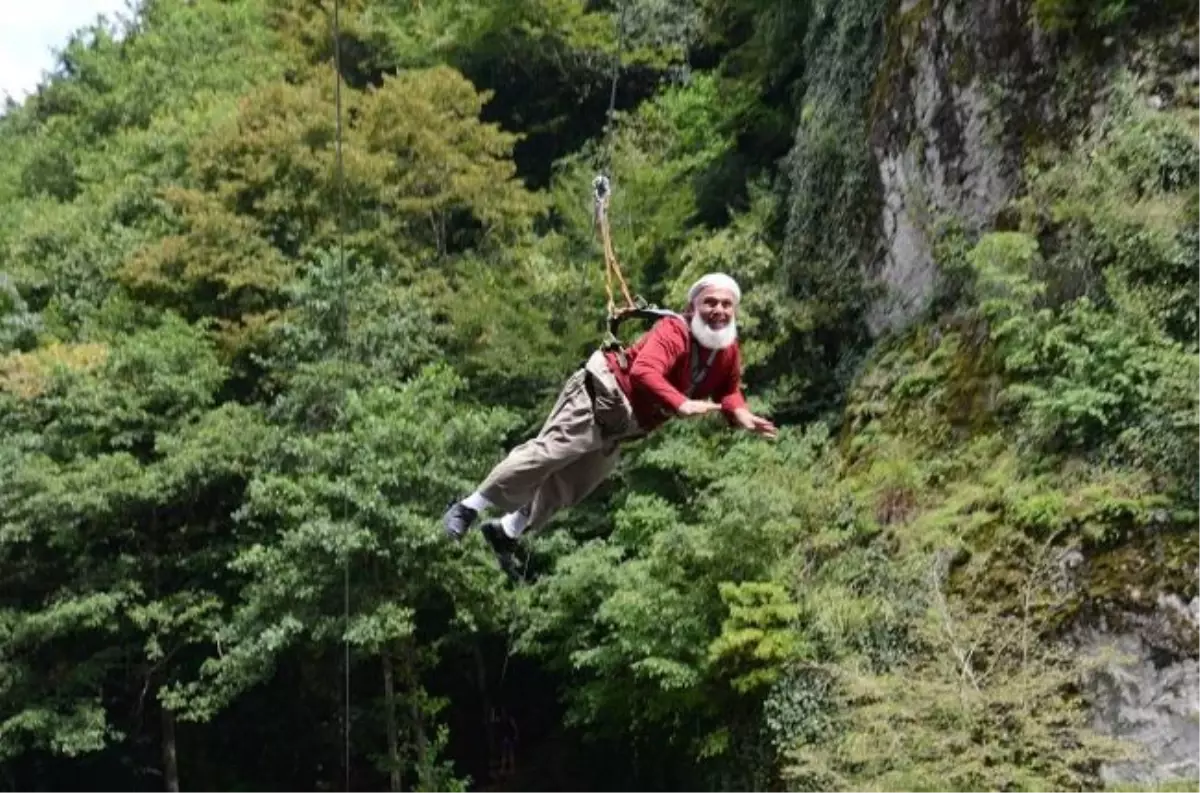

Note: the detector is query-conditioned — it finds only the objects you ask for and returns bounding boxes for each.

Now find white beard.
[690,313,737,350]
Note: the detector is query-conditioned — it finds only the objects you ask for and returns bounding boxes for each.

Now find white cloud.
[0,0,137,103]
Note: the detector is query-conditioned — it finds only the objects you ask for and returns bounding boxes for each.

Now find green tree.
[0,317,269,790]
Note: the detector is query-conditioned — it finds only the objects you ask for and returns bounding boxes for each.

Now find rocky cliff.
[861,0,1199,783]
[1085,595,1199,785]
[867,0,1044,334]
[865,0,1196,335]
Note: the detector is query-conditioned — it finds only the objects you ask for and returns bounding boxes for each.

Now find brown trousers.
[477,351,642,531]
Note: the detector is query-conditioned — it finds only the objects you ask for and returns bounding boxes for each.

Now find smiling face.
[689,286,739,350]
[694,286,737,329]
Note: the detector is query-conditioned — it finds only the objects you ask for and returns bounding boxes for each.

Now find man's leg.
[444,367,604,539]
[483,349,638,539]
[525,441,622,533]
[480,441,622,567]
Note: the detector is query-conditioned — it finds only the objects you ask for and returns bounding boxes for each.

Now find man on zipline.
[443,272,777,569]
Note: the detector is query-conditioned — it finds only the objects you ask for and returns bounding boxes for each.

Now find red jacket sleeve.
[629,318,690,412]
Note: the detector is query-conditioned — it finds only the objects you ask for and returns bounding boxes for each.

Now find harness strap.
[687,340,718,398]
[603,306,679,369]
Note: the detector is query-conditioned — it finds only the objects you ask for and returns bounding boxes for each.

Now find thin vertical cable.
[330,0,350,789]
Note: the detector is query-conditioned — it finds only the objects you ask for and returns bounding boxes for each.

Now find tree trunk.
[383,652,402,792]
[473,643,496,781]
[161,704,180,792]
[402,644,428,777]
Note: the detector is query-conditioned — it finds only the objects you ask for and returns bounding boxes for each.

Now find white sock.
[500,509,529,539]
[462,492,492,512]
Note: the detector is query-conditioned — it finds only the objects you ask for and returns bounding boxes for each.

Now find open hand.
[732,408,778,439]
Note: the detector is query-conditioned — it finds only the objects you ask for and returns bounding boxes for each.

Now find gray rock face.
[861,0,1200,783]
[867,0,1047,335]
[1083,595,1200,786]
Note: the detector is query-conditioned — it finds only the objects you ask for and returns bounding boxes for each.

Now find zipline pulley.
[592,174,634,317]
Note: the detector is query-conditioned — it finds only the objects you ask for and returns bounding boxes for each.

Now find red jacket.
[603,315,747,433]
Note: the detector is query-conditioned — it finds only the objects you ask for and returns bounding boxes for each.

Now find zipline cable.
[331,0,350,788]
[600,0,625,173]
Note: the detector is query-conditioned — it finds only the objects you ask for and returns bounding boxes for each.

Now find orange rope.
[593,177,635,315]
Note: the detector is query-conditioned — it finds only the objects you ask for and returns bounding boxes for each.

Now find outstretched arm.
[718,347,777,439]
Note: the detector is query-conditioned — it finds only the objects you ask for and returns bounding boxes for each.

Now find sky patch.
[1,0,135,103]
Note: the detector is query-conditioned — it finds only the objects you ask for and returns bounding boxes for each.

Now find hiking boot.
[481,519,522,579]
[442,500,479,541]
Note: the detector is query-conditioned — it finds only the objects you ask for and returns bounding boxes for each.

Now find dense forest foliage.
[0,0,1196,790]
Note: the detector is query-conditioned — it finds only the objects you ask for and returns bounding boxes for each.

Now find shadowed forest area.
[0,0,1197,790]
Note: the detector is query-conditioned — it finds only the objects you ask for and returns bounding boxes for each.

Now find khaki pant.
[477,351,642,531]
